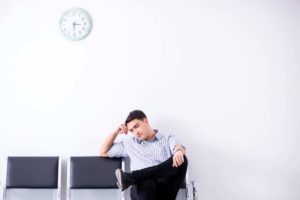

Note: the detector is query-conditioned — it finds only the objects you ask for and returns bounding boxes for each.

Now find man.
[99,110,187,200]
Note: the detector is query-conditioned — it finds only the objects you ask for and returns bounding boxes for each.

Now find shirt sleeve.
[107,142,128,158]
[167,135,185,154]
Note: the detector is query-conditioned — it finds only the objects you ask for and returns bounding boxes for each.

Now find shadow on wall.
[155,117,287,199]
[187,144,291,200]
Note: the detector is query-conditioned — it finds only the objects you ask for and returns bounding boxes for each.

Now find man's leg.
[130,179,157,200]
[156,159,188,200]
[116,155,188,192]
[131,155,188,184]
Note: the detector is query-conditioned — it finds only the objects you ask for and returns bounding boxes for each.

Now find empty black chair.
[67,156,123,200]
[3,156,61,200]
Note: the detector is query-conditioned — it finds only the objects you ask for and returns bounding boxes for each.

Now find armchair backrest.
[67,156,123,200]
[70,156,121,188]
[6,157,59,188]
[3,156,60,200]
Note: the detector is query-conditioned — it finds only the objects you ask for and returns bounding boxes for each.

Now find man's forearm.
[99,131,119,157]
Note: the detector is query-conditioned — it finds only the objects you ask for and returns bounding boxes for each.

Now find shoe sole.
[115,169,124,191]
[116,181,122,190]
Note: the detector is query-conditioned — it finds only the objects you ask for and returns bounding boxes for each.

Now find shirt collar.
[137,129,161,143]
[154,130,163,140]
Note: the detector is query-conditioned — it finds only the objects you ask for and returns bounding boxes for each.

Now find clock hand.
[73,22,81,26]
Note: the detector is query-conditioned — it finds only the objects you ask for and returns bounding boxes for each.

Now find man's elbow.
[98,150,109,157]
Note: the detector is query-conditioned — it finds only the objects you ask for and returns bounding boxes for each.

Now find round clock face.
[60,8,92,41]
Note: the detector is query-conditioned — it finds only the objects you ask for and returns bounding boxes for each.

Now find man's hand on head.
[172,146,185,167]
[115,124,128,135]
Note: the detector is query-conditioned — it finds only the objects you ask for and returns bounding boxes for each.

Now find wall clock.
[59,8,92,41]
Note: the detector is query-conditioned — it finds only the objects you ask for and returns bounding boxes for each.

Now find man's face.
[127,118,149,140]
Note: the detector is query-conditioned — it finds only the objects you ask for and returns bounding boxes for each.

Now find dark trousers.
[130,155,188,200]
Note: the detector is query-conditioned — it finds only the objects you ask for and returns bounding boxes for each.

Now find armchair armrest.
[185,169,198,200]
[57,158,62,200]
[186,180,198,200]
[2,157,7,200]
[0,181,4,200]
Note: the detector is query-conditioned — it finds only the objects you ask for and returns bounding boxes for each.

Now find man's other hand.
[172,149,185,167]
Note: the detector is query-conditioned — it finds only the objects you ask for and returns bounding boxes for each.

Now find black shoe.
[115,169,134,191]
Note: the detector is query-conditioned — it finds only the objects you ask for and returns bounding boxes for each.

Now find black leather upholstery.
[70,156,122,189]
[6,157,59,188]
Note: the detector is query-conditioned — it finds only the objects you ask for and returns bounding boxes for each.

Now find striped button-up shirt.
[107,130,183,171]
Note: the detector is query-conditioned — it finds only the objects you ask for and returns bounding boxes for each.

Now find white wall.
[1,0,300,199]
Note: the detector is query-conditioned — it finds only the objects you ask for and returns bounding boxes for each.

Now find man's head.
[125,110,155,141]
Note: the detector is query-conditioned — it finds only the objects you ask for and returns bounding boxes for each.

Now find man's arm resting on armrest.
[98,124,128,157]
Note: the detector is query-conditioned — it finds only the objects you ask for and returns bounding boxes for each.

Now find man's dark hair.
[125,110,147,125]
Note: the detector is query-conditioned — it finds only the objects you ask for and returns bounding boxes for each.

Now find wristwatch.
[174,145,185,153]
